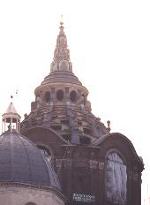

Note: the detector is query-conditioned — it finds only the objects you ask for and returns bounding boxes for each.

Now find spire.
[50,19,72,72]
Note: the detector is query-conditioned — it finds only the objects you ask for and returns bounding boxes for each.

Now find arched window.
[70,90,77,102]
[105,152,127,205]
[56,90,64,101]
[44,91,51,103]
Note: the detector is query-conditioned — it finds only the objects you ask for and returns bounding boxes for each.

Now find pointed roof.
[50,21,72,72]
[6,102,18,114]
[2,102,21,120]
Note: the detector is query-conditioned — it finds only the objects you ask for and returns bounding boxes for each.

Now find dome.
[0,130,61,190]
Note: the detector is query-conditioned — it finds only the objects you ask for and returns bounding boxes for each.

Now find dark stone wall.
[22,127,143,205]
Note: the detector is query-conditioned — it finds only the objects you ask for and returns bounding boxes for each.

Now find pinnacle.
[50,20,72,72]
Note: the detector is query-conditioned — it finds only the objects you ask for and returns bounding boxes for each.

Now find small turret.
[2,100,21,133]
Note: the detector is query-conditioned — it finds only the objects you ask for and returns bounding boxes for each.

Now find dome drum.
[34,83,88,109]
[2,116,18,123]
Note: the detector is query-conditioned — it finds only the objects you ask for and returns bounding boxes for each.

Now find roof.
[92,132,144,169]
[0,131,61,190]
[2,102,21,120]
[41,71,82,86]
[6,102,18,114]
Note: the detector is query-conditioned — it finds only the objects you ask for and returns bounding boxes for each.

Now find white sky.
[0,0,150,204]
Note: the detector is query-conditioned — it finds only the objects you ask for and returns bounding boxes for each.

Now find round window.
[70,90,77,102]
[57,90,64,101]
[44,91,51,103]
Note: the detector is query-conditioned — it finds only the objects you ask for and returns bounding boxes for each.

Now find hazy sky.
[0,0,150,204]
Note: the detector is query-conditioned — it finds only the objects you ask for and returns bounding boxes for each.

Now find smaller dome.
[0,131,60,190]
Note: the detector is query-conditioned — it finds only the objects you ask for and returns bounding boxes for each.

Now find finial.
[107,120,111,133]
[60,14,64,26]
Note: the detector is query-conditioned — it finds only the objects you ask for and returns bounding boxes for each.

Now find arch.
[92,132,144,168]
[70,90,77,102]
[105,151,127,205]
[56,89,64,101]
[22,126,68,145]
[44,91,51,103]
[105,148,127,165]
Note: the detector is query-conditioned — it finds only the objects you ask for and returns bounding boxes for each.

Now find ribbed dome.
[0,131,60,190]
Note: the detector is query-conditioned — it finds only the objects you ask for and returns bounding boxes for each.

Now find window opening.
[45,91,51,103]
[105,152,127,205]
[70,90,77,102]
[57,90,64,101]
